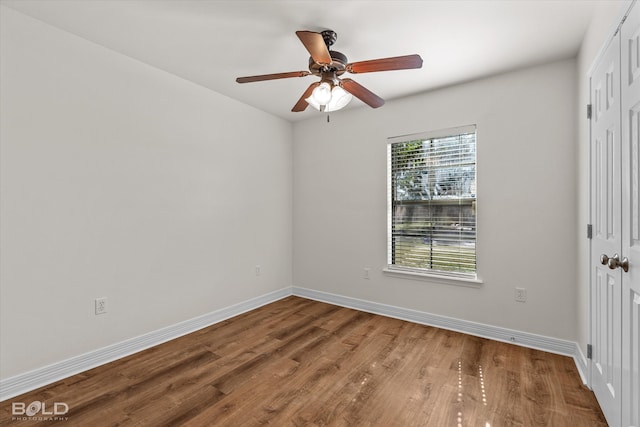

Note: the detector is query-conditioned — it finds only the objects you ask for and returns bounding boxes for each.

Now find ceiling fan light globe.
[310,82,332,105]
[329,86,352,111]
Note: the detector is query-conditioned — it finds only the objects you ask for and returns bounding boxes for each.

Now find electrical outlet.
[515,288,527,303]
[95,297,108,315]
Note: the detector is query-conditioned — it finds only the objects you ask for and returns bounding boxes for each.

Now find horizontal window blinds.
[388,126,477,278]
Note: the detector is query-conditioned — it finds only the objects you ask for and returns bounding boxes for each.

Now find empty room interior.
[1,1,639,426]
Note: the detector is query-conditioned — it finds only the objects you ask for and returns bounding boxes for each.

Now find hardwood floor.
[0,296,607,426]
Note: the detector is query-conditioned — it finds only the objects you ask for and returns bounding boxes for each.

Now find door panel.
[621,3,640,426]
[590,29,622,427]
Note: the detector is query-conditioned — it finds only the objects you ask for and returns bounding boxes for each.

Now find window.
[387,125,477,280]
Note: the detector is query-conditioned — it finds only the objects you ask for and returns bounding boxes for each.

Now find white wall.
[575,1,632,359]
[0,6,292,379]
[293,58,579,341]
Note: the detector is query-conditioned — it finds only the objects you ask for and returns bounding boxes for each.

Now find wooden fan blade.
[296,31,332,65]
[292,82,321,112]
[236,71,311,83]
[346,54,423,74]
[340,78,385,108]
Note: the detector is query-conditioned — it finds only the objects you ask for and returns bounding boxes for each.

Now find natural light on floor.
[456,359,491,427]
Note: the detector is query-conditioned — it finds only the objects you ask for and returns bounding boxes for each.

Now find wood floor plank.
[0,296,607,426]
[258,318,397,426]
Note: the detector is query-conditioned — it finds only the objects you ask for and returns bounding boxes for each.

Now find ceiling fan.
[236,30,423,113]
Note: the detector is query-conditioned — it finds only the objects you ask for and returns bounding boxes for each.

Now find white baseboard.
[292,287,588,383]
[1,286,589,402]
[0,287,291,402]
[573,344,589,386]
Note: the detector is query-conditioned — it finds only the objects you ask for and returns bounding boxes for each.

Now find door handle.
[603,253,629,272]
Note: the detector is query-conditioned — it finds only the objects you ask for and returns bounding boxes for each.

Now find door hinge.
[587,104,592,120]
[587,224,593,239]
[587,344,593,359]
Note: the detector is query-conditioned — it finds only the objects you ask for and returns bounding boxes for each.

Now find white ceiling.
[1,0,612,122]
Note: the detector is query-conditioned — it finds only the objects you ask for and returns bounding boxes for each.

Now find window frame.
[385,125,481,285]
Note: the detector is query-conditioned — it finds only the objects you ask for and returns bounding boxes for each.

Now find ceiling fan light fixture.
[306,83,353,112]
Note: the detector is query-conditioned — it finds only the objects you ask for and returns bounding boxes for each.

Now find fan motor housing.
[308,50,348,76]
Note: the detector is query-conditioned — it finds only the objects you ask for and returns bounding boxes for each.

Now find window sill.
[382,267,483,287]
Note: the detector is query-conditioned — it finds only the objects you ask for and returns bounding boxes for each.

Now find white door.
[590,3,640,426]
[590,28,623,427]
[621,3,640,426]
